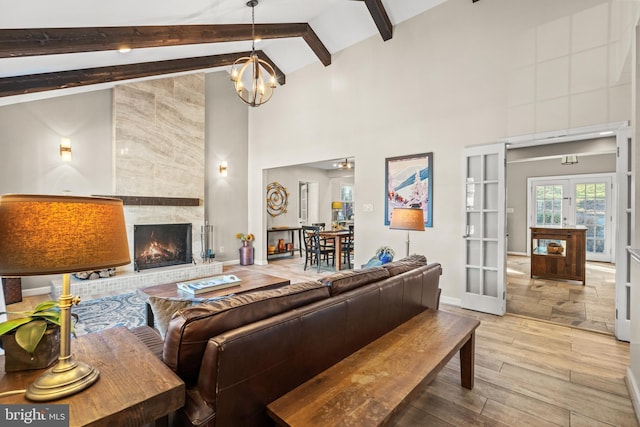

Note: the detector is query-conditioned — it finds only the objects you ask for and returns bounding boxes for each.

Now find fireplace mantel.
[93,195,200,207]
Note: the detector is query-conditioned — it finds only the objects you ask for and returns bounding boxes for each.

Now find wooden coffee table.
[137,269,291,327]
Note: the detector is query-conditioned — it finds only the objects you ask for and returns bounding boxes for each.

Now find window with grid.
[534,185,563,226]
[575,183,606,254]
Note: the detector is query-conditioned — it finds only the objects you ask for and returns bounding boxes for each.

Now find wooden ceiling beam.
[360,0,393,41]
[0,23,330,65]
[0,50,285,98]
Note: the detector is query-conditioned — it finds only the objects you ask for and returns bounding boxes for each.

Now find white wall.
[0,90,113,293]
[0,90,113,196]
[205,73,249,263]
[247,0,633,302]
[265,165,332,228]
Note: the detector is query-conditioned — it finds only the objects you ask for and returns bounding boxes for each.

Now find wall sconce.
[219,161,228,177]
[60,138,72,162]
[560,155,578,165]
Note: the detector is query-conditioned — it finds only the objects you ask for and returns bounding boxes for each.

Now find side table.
[0,327,184,426]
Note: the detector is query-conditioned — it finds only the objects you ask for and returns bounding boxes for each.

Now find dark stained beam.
[0,23,331,66]
[364,0,392,41]
[360,0,393,41]
[0,50,285,98]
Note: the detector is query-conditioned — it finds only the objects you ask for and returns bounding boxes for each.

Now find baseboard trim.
[626,368,640,424]
[440,295,461,307]
[22,286,51,297]
[508,251,527,256]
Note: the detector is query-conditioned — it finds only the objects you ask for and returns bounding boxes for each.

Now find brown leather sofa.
[133,255,442,427]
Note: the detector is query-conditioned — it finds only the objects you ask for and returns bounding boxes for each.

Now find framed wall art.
[385,152,433,227]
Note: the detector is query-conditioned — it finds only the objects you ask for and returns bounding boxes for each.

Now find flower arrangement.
[236,233,255,242]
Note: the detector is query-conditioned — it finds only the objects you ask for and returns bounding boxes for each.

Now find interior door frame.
[501,122,630,340]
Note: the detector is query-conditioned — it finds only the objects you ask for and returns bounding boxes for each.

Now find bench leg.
[459,331,475,389]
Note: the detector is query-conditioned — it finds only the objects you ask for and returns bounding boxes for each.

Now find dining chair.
[312,222,334,248]
[302,225,335,272]
[341,225,354,269]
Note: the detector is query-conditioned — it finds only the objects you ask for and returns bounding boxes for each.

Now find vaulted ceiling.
[0,0,451,106]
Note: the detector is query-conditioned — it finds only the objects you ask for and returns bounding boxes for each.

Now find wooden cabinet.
[530,227,586,285]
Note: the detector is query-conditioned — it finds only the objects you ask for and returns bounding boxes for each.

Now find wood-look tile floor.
[507,255,615,335]
[391,305,637,427]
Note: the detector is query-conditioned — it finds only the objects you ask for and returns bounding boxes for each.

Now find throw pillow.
[148,296,193,339]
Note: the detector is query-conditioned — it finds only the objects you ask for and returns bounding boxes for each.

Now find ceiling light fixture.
[230,0,277,107]
[337,158,353,169]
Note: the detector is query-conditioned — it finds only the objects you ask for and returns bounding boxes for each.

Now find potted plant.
[0,300,72,371]
[376,246,396,264]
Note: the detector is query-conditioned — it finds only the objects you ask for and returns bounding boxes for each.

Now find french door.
[461,143,507,315]
[528,174,615,262]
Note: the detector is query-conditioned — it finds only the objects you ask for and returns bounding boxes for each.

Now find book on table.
[177,274,241,295]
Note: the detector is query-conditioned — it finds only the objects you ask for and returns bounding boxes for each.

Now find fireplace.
[134,223,193,271]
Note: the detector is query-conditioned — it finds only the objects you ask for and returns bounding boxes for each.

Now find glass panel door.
[574,179,612,262]
[461,143,506,316]
[529,176,613,262]
[534,182,568,227]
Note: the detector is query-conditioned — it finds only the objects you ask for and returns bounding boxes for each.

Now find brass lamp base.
[25,360,99,401]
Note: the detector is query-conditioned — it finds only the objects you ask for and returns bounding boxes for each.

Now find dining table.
[319,229,352,270]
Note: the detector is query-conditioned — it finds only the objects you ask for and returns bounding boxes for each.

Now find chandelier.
[230,0,277,107]
[336,158,353,169]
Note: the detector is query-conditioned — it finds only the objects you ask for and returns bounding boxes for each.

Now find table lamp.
[389,207,425,257]
[0,194,130,401]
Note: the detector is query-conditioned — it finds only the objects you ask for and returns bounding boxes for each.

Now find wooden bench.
[267,309,480,427]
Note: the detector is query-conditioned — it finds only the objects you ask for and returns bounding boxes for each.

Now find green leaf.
[0,317,33,336]
[15,320,47,355]
[33,301,59,313]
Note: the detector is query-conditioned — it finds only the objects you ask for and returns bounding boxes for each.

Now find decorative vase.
[277,239,285,253]
[239,244,254,265]
[0,327,60,372]
[378,252,393,264]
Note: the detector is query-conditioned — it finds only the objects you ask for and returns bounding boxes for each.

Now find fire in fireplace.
[134,223,193,271]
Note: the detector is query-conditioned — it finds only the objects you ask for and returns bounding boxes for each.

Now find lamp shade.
[331,201,343,210]
[0,194,131,276]
[389,207,425,231]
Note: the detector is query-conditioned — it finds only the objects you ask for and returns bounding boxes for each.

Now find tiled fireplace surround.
[52,74,222,299]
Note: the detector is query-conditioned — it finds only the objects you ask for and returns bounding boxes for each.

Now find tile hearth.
[51,261,222,300]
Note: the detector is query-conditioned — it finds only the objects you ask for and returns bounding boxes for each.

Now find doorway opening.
[504,130,622,336]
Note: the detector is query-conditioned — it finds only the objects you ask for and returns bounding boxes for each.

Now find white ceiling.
[0,0,448,105]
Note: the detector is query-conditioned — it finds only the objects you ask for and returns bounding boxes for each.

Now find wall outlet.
[363,203,374,212]
[219,246,225,253]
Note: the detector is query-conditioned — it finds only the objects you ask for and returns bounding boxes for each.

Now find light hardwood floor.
[10,256,638,426]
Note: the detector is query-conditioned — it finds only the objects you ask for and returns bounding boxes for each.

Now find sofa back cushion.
[163,281,329,384]
[382,254,427,276]
[320,266,390,296]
